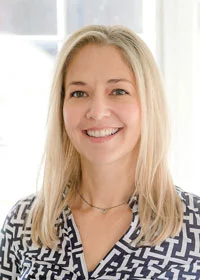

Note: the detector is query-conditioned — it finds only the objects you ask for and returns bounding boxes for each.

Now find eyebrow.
[66,78,134,89]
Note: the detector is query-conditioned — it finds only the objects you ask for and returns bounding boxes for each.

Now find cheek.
[121,102,141,125]
[63,105,73,132]
[63,103,82,133]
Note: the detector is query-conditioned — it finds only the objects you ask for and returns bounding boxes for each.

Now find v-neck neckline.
[67,202,139,278]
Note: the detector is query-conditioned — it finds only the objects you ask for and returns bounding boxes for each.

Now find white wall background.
[160,0,200,195]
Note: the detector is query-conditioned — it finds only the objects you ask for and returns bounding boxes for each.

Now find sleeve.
[0,209,20,280]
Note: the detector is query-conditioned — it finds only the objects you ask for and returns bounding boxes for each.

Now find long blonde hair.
[31,25,183,248]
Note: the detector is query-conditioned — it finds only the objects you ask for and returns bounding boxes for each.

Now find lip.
[83,126,122,131]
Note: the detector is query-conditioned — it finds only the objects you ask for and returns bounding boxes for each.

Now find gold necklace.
[76,189,129,214]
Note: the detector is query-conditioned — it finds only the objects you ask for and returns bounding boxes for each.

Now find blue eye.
[113,89,128,95]
[70,91,87,98]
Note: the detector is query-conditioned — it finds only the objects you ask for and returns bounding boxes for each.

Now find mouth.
[83,127,123,138]
[82,127,123,141]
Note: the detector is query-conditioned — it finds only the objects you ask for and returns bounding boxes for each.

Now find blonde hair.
[31,25,183,248]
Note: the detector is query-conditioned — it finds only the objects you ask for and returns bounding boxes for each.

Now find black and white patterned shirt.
[0,187,200,279]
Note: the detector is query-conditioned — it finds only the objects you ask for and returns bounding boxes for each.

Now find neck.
[78,154,136,208]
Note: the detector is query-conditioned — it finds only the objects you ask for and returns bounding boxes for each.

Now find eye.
[112,89,128,95]
[70,91,87,98]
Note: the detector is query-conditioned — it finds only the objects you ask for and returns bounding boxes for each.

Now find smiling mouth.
[83,128,123,138]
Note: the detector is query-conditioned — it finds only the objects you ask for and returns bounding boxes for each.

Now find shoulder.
[1,193,37,236]
[0,194,37,277]
[175,186,200,214]
[175,186,200,229]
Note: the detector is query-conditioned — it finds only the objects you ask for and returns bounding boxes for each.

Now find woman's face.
[63,44,141,165]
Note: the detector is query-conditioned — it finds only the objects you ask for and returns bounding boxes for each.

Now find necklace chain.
[76,189,129,214]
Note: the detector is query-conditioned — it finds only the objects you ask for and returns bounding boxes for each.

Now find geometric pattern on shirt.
[0,187,200,279]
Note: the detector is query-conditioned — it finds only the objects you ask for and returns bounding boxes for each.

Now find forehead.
[69,44,126,62]
[64,44,135,83]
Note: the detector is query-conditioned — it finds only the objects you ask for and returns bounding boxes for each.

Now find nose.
[86,95,111,120]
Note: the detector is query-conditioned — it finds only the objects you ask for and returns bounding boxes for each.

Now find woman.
[0,25,200,279]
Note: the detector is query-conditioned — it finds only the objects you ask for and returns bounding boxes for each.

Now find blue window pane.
[67,0,143,33]
[0,0,57,35]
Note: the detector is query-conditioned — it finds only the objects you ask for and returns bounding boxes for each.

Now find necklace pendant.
[102,209,107,214]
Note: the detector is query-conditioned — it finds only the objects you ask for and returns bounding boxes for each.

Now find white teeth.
[86,128,119,138]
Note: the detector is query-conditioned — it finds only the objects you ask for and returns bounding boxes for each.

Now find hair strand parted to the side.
[30,25,183,248]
